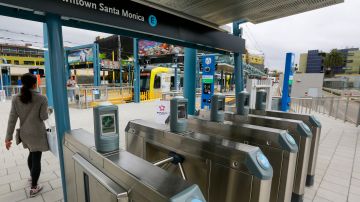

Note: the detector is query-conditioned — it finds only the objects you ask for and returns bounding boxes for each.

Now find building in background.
[298,53,308,73]
[0,43,44,66]
[306,50,326,73]
[345,50,360,74]
[243,53,265,71]
[0,43,45,84]
[299,48,360,75]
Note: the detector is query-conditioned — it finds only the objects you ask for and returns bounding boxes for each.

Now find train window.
[24,61,35,65]
[154,75,161,89]
[140,76,150,91]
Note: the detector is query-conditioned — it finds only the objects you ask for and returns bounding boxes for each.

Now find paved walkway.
[1,100,359,202]
[304,114,360,202]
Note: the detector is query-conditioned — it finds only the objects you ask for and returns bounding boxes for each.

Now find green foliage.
[323,49,344,77]
[99,53,106,60]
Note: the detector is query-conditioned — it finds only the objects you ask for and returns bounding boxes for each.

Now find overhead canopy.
[133,0,344,26]
[0,0,245,53]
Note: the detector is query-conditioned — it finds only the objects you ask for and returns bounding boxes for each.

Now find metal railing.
[70,86,134,108]
[1,85,47,99]
[290,96,360,126]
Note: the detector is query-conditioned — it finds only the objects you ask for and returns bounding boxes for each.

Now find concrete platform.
[1,100,359,202]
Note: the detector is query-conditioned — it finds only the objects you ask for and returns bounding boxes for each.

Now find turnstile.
[63,129,206,202]
[250,109,321,187]
[187,117,298,202]
[125,119,273,202]
[227,90,322,187]
[220,92,313,202]
[221,112,312,202]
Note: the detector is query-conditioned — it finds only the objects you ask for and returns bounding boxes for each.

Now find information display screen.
[100,114,116,136]
[218,100,224,111]
[178,104,186,119]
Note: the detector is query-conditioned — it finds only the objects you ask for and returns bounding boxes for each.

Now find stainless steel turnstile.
[250,109,321,187]
[63,129,206,202]
[187,117,298,202]
[218,111,312,202]
[125,119,273,202]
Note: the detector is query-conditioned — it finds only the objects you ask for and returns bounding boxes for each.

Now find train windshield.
[140,75,150,91]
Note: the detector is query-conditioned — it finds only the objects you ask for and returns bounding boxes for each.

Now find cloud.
[0,16,110,48]
[240,0,360,71]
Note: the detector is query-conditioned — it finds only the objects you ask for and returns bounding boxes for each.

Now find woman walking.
[4,73,49,197]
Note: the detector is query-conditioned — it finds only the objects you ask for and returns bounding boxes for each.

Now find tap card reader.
[210,94,225,122]
[170,97,188,133]
[93,104,119,153]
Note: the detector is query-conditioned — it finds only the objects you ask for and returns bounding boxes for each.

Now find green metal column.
[118,35,122,87]
[43,24,53,107]
[220,70,224,93]
[133,38,140,103]
[184,48,197,115]
[45,14,71,202]
[233,21,245,110]
[234,53,244,96]
[93,43,101,86]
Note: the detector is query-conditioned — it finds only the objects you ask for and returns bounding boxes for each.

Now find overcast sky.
[0,0,358,71]
[239,0,360,71]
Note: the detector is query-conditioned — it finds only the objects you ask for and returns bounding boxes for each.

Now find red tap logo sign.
[155,101,170,124]
[159,105,166,111]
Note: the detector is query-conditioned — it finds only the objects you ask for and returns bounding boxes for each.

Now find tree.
[323,49,344,77]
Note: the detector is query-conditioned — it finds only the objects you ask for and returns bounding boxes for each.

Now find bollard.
[210,94,225,122]
[255,89,267,111]
[237,90,250,116]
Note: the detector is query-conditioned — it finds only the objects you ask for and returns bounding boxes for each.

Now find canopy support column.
[45,14,71,202]
[133,38,140,103]
[184,48,197,115]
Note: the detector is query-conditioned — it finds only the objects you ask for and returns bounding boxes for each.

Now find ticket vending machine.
[201,55,215,109]
[93,104,119,153]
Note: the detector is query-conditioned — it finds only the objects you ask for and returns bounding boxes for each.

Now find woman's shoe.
[29,185,43,198]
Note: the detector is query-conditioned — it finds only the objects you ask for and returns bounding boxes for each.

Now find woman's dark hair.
[20,73,37,104]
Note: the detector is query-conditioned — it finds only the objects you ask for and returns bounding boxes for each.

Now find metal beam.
[45,14,70,202]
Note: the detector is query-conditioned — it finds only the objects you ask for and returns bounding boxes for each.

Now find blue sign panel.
[148,15,157,27]
[281,52,295,112]
[201,55,215,109]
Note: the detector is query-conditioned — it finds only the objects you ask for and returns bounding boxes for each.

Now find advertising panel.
[68,48,94,64]
[138,40,183,56]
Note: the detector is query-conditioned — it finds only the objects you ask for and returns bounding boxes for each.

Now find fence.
[1,85,47,99]
[70,86,134,108]
[2,85,176,108]
[140,90,162,101]
[290,96,360,126]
